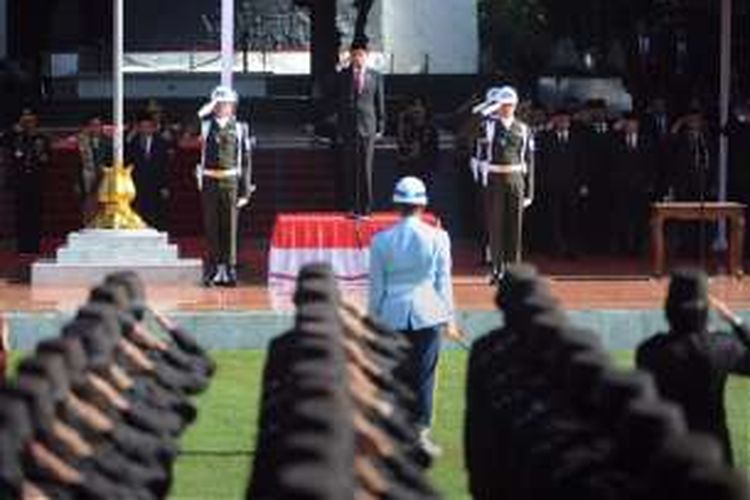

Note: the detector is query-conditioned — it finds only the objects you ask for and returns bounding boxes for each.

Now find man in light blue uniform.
[368,176,458,457]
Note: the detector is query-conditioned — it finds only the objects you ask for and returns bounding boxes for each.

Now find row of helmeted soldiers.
[465,263,750,500]
[0,272,214,499]
[247,263,441,499]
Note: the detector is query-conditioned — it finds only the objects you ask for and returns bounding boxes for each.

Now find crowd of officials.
[0,105,178,254]
[0,271,214,499]
[3,90,750,261]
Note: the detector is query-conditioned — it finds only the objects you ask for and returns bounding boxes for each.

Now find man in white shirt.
[368,176,460,458]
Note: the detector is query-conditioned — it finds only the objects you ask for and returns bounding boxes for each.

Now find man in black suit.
[126,113,171,230]
[609,114,655,255]
[640,98,672,197]
[337,38,386,215]
[636,268,750,465]
[579,100,613,253]
[8,109,49,254]
[538,109,583,257]
[727,103,750,257]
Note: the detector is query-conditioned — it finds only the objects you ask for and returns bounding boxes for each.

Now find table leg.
[651,214,664,277]
[730,214,745,277]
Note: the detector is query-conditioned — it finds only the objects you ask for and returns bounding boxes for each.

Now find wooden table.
[650,202,746,277]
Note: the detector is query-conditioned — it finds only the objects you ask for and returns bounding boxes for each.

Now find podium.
[268,212,439,283]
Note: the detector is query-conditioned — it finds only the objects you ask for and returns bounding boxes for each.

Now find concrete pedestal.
[32,229,202,286]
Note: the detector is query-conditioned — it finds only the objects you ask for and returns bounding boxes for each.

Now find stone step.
[31,260,203,286]
[32,229,203,286]
[56,246,179,264]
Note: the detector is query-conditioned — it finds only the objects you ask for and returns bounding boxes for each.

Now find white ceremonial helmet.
[393,176,428,206]
[211,85,239,104]
[496,85,519,106]
[198,85,239,118]
[473,85,518,116]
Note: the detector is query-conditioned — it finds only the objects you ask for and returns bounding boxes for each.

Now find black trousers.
[341,134,375,214]
[15,172,42,253]
[548,189,580,255]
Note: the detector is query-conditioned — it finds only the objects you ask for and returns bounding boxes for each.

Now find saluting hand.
[710,295,744,328]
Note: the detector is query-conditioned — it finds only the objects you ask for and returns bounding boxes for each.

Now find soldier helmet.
[496,86,519,105]
[393,176,428,206]
[198,85,239,118]
[474,85,518,116]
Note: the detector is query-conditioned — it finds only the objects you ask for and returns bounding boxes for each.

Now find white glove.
[195,164,203,192]
[480,161,489,187]
[470,158,479,182]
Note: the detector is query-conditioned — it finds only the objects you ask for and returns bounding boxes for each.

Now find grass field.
[166,350,750,500]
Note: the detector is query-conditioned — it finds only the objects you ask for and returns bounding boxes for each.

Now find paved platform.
[2,274,748,351]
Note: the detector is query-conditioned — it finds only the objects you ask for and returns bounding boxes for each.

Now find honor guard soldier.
[474,86,535,284]
[196,86,255,287]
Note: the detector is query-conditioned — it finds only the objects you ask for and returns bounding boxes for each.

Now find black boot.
[203,264,217,287]
[225,265,238,287]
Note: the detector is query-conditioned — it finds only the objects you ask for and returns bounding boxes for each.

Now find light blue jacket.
[368,215,454,331]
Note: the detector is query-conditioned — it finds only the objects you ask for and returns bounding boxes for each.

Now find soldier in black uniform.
[636,268,750,465]
[8,109,49,254]
[475,86,535,284]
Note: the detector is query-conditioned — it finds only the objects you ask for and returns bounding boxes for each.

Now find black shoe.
[203,266,217,287]
[224,266,238,287]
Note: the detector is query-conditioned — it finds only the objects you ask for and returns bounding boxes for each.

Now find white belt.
[486,164,525,174]
[203,168,240,179]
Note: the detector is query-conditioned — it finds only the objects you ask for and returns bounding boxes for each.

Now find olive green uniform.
[476,118,535,275]
[199,118,253,271]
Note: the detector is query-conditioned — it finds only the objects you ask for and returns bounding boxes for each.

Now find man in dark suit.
[727,103,750,257]
[641,97,673,199]
[8,109,49,254]
[636,268,750,465]
[669,109,711,201]
[126,112,171,230]
[579,100,613,253]
[609,114,655,255]
[78,115,113,225]
[337,38,386,215]
[538,108,583,257]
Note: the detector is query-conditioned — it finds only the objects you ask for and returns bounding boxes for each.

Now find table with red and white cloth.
[268,212,439,283]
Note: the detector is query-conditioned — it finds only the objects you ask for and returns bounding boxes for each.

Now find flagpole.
[221,0,234,87]
[715,0,732,251]
[113,0,124,167]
